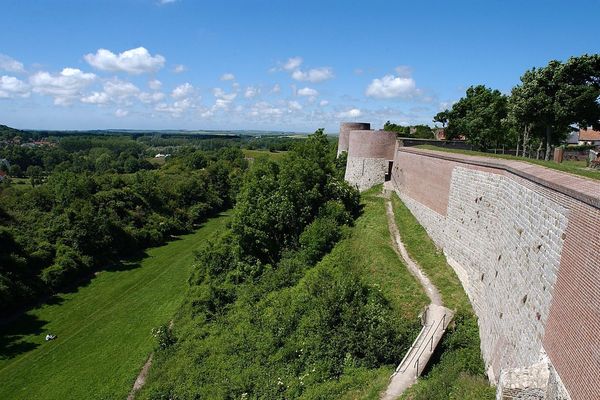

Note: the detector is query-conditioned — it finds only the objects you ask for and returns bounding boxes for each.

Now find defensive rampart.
[344,128,397,191]
[389,147,600,400]
[337,122,371,156]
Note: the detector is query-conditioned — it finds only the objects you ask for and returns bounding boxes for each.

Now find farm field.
[0,213,230,400]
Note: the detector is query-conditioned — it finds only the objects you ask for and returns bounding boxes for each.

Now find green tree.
[433,110,450,128]
[26,165,44,187]
[8,164,22,177]
[446,85,508,151]
[510,55,600,160]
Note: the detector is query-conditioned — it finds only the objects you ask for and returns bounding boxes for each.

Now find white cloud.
[337,108,362,118]
[291,67,334,83]
[0,54,25,73]
[139,91,166,103]
[249,101,283,117]
[297,87,318,97]
[104,79,140,98]
[173,64,186,73]
[220,73,235,81]
[319,99,329,106]
[30,68,96,105]
[148,79,162,90]
[155,98,193,116]
[288,100,302,111]
[270,83,281,94]
[244,86,259,98]
[171,82,193,99]
[159,0,177,4]
[283,57,303,71]
[81,91,110,104]
[0,75,29,98]
[84,47,165,74]
[115,109,129,117]
[213,87,237,101]
[365,74,418,99]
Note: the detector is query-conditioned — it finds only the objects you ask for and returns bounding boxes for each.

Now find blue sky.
[0,0,598,132]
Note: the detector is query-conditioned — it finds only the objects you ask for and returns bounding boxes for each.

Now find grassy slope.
[390,194,495,399]
[333,187,428,398]
[416,145,600,181]
[0,214,230,400]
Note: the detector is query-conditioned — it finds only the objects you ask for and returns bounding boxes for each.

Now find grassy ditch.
[391,194,495,400]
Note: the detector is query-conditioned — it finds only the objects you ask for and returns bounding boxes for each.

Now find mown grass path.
[0,213,230,400]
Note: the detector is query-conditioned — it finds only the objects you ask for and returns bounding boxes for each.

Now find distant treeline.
[0,130,248,317]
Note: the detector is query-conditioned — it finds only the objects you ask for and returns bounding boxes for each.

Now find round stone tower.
[344,129,397,191]
[337,122,370,156]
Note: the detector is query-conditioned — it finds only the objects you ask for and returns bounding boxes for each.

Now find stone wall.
[344,157,389,192]
[390,147,600,400]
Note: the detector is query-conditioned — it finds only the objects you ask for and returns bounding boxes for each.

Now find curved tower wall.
[337,122,370,156]
[344,129,397,191]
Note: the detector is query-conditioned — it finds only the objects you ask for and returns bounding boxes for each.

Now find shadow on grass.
[0,313,47,360]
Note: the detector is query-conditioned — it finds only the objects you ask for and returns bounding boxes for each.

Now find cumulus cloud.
[291,67,334,83]
[155,98,193,116]
[139,91,166,103]
[270,83,281,94]
[84,47,165,74]
[337,108,362,118]
[288,100,302,111]
[0,54,25,73]
[30,68,96,105]
[283,57,303,71]
[220,73,235,81]
[365,74,418,99]
[319,99,329,106]
[115,109,129,117]
[0,75,29,98]
[171,82,193,99]
[148,79,162,90]
[249,101,283,117]
[81,91,110,104]
[173,64,186,73]
[104,79,140,98]
[244,86,259,98]
[297,87,318,97]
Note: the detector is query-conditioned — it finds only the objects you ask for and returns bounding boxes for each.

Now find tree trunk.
[516,131,521,157]
[536,141,543,160]
[545,125,553,161]
[523,125,530,158]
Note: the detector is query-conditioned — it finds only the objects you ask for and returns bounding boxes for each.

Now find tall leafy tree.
[446,85,508,151]
[510,55,600,160]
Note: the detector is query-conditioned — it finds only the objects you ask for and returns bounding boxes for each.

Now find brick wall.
[390,147,600,400]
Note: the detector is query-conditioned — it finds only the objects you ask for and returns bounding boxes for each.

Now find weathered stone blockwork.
[389,148,600,400]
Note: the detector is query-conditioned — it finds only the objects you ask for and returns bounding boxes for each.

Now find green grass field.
[0,213,230,400]
[416,145,600,181]
[242,149,287,161]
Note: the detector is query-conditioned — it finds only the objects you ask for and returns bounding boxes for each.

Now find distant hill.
[0,124,26,139]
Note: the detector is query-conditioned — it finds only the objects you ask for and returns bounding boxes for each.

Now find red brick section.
[348,130,397,159]
[391,150,503,216]
[394,147,600,399]
[544,203,600,400]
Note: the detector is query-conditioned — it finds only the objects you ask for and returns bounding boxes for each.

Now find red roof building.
[578,128,600,145]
